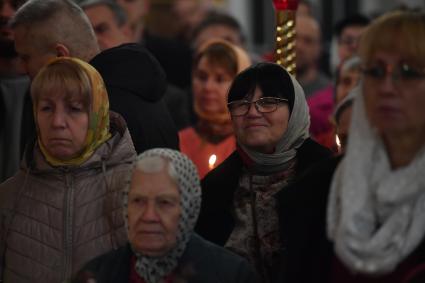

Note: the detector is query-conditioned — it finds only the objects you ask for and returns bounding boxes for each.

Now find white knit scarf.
[327,85,425,275]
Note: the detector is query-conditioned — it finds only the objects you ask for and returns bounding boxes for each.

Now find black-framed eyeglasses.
[227,97,288,117]
[362,63,425,86]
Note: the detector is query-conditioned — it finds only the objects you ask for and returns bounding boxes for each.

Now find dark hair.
[227,62,295,111]
[79,0,127,27]
[334,14,370,38]
[191,10,245,44]
[6,0,27,10]
[193,42,238,77]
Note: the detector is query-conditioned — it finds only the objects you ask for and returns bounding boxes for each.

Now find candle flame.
[335,135,341,148]
[208,154,217,169]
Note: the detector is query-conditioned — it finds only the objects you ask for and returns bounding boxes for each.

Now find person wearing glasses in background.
[195,62,331,283]
[277,11,425,283]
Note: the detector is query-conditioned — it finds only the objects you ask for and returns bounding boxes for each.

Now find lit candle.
[335,134,341,152]
[208,154,217,169]
[272,0,299,75]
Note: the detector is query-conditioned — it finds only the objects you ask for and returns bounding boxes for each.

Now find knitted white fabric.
[327,84,425,274]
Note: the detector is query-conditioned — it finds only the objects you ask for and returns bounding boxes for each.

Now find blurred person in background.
[333,87,356,154]
[190,10,262,64]
[308,56,362,151]
[295,15,330,98]
[334,56,361,104]
[172,0,210,43]
[115,0,148,41]
[179,39,251,178]
[191,10,246,52]
[73,148,258,283]
[0,0,29,182]
[329,14,370,76]
[81,0,190,130]
[80,0,132,50]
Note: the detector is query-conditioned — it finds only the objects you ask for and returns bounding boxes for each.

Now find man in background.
[11,0,179,153]
[295,15,330,97]
[0,0,29,182]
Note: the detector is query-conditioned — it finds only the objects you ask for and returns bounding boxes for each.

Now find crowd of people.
[1,0,425,282]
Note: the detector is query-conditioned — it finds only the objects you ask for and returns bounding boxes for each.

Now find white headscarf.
[327,84,425,274]
[239,68,310,174]
[123,148,202,283]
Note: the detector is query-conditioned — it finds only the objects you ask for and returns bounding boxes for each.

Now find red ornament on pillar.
[272,0,299,11]
[272,0,299,75]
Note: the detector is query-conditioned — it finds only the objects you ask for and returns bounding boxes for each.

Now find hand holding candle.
[272,0,298,75]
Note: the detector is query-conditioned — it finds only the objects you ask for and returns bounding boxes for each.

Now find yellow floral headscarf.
[32,57,111,166]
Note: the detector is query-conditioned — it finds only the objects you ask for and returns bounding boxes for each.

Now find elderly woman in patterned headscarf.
[0,57,136,283]
[73,148,258,283]
[196,62,332,283]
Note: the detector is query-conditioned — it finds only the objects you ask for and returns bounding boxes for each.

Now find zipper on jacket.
[62,172,74,281]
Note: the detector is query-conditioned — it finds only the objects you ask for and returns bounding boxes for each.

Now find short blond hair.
[359,11,425,67]
[31,58,92,111]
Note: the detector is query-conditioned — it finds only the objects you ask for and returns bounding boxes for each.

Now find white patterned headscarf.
[123,148,202,283]
[327,84,425,274]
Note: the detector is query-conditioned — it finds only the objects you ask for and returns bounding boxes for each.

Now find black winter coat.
[195,138,332,246]
[278,156,425,283]
[72,233,259,283]
[90,43,179,153]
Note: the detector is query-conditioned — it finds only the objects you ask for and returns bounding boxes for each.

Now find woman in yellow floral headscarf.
[31,57,111,166]
[0,57,136,282]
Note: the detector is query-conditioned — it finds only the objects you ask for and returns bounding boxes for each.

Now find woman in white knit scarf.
[327,10,425,277]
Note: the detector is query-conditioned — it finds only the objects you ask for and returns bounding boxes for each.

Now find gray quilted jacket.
[0,113,136,283]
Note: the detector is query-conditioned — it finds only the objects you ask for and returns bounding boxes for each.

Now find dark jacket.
[142,31,193,89]
[278,156,425,283]
[195,138,332,246]
[90,43,179,153]
[72,233,259,283]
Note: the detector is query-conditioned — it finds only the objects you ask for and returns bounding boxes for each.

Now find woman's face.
[363,51,425,142]
[36,91,89,160]
[128,167,181,257]
[336,69,360,104]
[231,86,290,154]
[192,56,233,114]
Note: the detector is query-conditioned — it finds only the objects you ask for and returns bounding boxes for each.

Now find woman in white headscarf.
[73,148,258,283]
[279,11,425,283]
[196,62,331,283]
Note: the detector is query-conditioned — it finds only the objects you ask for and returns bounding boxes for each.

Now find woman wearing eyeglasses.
[195,62,331,283]
[277,11,425,283]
